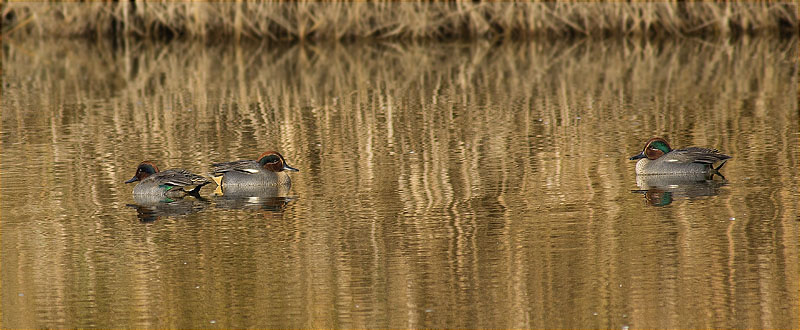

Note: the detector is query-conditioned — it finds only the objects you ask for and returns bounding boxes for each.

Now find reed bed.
[3,1,797,41]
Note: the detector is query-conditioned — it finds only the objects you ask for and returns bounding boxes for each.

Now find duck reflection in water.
[126,194,210,222]
[212,184,296,212]
[632,173,728,207]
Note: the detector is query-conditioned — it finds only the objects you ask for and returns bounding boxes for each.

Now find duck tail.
[187,181,211,196]
[715,159,729,171]
[211,175,223,186]
[710,160,728,180]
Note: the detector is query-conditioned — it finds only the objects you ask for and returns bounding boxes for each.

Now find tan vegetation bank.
[3,1,798,41]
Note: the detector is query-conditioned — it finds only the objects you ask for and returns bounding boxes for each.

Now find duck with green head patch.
[629,137,731,178]
[211,151,299,191]
[125,161,211,198]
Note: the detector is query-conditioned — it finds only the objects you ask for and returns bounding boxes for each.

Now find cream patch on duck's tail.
[211,175,225,195]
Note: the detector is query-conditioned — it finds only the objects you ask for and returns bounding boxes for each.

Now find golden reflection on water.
[1,37,798,328]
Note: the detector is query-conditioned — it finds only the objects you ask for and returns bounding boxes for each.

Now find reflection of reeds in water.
[3,2,798,40]
[2,37,798,328]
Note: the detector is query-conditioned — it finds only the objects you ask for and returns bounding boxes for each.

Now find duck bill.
[629,152,646,160]
[282,164,299,172]
[125,176,139,183]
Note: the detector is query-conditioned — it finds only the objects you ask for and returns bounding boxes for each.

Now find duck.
[125,161,211,198]
[629,137,731,178]
[211,151,298,189]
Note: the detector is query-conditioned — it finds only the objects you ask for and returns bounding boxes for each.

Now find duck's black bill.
[629,152,646,160]
[283,164,300,172]
[125,176,139,183]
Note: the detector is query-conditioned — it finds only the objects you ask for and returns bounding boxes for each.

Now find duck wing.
[154,169,211,188]
[668,147,732,165]
[211,160,262,175]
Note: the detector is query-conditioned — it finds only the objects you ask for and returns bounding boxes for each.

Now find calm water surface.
[2,37,797,329]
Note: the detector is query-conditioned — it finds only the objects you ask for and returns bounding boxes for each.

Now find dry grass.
[2,1,797,41]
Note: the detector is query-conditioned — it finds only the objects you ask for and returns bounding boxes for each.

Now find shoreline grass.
[2,2,797,41]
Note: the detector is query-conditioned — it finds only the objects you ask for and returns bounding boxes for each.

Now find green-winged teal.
[211,151,299,189]
[125,161,211,197]
[629,137,731,178]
